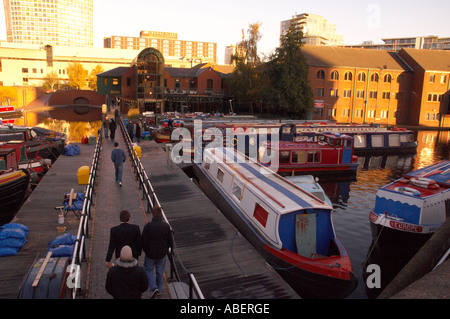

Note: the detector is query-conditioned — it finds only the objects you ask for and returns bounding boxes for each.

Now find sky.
[0,0,449,64]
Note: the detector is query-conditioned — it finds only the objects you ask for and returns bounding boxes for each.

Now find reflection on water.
[327,130,450,299]
[36,119,101,143]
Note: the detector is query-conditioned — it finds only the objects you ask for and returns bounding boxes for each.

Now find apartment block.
[3,0,93,47]
[104,30,217,64]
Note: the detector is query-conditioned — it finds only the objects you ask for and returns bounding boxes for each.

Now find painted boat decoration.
[258,132,358,179]
[193,147,357,298]
[369,160,450,250]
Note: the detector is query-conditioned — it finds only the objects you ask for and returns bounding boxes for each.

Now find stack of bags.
[0,223,28,257]
[47,233,77,261]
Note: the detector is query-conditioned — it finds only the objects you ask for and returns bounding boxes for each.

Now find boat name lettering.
[389,221,423,233]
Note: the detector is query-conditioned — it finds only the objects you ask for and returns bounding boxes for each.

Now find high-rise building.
[3,0,93,47]
[104,31,217,64]
[281,13,343,46]
[345,36,450,51]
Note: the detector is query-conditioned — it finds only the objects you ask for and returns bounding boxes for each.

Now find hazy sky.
[0,0,449,64]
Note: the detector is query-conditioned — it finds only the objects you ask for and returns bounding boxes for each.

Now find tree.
[67,62,88,89]
[88,64,104,90]
[43,71,59,90]
[228,22,264,114]
[263,24,313,118]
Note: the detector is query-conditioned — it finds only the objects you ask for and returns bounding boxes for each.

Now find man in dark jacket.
[111,142,126,186]
[106,210,142,269]
[105,245,148,299]
[142,205,173,298]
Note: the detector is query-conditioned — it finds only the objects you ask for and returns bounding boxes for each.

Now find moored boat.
[258,132,358,179]
[193,147,357,298]
[285,175,333,207]
[369,160,450,252]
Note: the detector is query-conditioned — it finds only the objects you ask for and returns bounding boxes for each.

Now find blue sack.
[0,247,18,257]
[64,144,81,156]
[1,223,29,235]
[48,245,74,261]
[0,238,27,249]
[48,233,76,248]
[0,228,27,240]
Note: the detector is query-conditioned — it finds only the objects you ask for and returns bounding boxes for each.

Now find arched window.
[317,69,325,79]
[344,71,353,81]
[371,73,379,82]
[331,70,339,80]
[384,74,392,83]
[357,72,366,82]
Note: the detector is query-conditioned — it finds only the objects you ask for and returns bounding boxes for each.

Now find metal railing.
[119,118,204,299]
[67,131,102,299]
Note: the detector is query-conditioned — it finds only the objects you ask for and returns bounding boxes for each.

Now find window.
[330,89,338,97]
[371,73,379,82]
[369,91,378,99]
[342,109,350,117]
[22,68,29,73]
[368,110,376,118]
[343,89,352,98]
[357,72,366,82]
[317,69,325,79]
[427,93,443,102]
[307,151,321,163]
[429,74,435,83]
[344,71,353,81]
[355,109,364,118]
[380,110,388,118]
[425,113,440,121]
[382,92,391,100]
[292,151,306,164]
[315,88,324,97]
[217,168,224,183]
[280,151,290,163]
[441,75,448,84]
[232,182,243,200]
[112,78,119,85]
[331,70,339,80]
[253,204,269,227]
[356,90,365,99]
[328,108,336,117]
[384,74,392,83]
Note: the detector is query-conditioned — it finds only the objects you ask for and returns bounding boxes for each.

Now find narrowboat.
[369,160,450,251]
[285,175,333,207]
[193,147,357,298]
[258,132,358,179]
[0,152,30,225]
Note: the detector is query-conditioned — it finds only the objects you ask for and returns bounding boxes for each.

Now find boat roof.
[404,160,450,187]
[265,140,334,151]
[206,147,332,214]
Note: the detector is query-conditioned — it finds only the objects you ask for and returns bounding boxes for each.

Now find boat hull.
[0,169,30,225]
[193,163,357,299]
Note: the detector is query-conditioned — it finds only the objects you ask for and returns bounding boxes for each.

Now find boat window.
[344,139,352,148]
[253,203,269,227]
[372,135,384,147]
[280,151,290,164]
[307,151,321,163]
[232,182,243,201]
[334,139,342,147]
[203,156,212,170]
[292,151,306,163]
[217,168,224,183]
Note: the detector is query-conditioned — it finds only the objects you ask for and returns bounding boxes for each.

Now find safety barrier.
[67,131,102,299]
[119,119,204,299]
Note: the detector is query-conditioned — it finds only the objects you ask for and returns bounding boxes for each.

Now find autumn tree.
[88,64,104,90]
[43,71,59,90]
[263,24,313,118]
[67,62,88,89]
[227,22,264,114]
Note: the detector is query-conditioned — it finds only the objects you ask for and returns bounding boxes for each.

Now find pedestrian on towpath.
[142,205,173,298]
[106,210,142,269]
[111,142,126,186]
[105,245,148,299]
[109,119,117,140]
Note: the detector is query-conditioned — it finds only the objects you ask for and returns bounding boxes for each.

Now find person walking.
[142,205,173,298]
[111,142,126,186]
[109,119,117,140]
[135,122,141,143]
[106,210,142,269]
[127,121,134,141]
[105,245,148,299]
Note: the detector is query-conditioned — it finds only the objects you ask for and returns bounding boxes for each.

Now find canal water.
[326,130,450,298]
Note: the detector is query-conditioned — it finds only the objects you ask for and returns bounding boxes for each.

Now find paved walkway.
[83,124,169,299]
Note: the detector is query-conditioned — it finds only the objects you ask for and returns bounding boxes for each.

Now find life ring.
[395,186,421,197]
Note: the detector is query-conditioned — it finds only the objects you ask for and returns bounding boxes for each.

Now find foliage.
[0,87,17,104]
[262,24,313,118]
[66,62,88,89]
[88,64,104,90]
[42,71,59,90]
[126,102,140,119]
